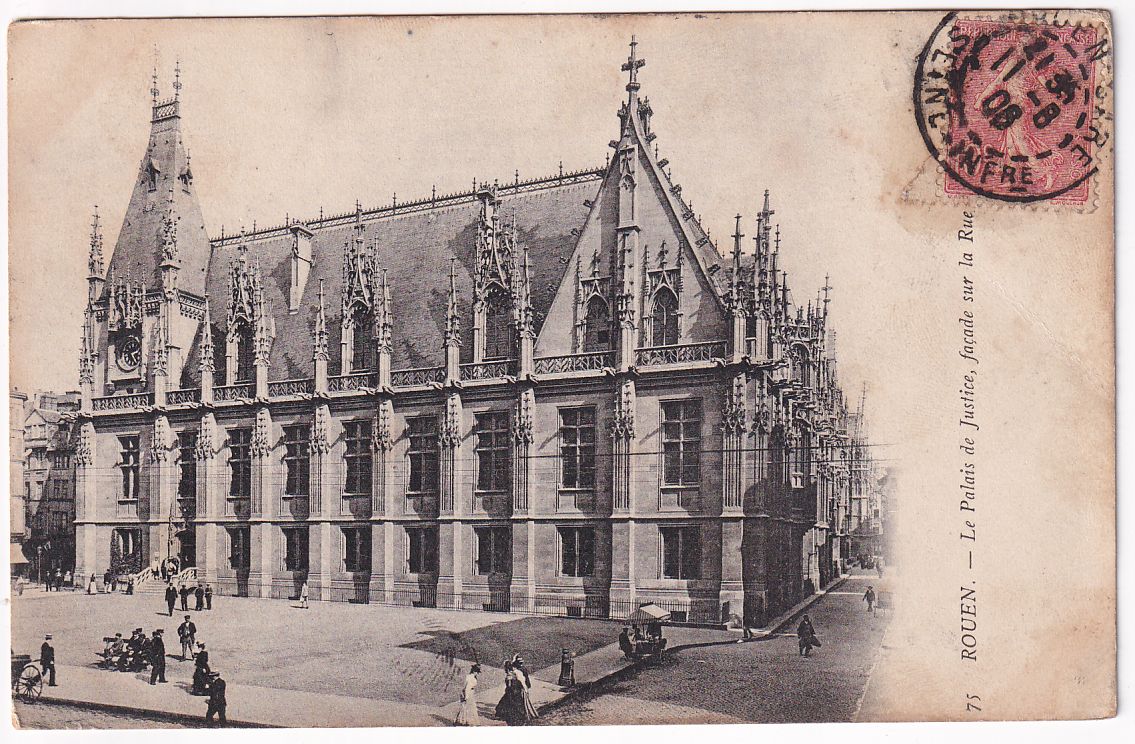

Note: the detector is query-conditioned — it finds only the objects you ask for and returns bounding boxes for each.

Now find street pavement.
[11,571,890,727]
[539,572,892,725]
[10,586,629,726]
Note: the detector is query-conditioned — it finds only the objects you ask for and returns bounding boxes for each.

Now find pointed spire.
[822,275,832,321]
[445,259,461,346]
[621,35,646,93]
[517,245,534,339]
[375,269,392,353]
[172,58,182,101]
[78,311,95,385]
[88,206,104,278]
[313,279,329,362]
[199,298,215,379]
[150,46,160,106]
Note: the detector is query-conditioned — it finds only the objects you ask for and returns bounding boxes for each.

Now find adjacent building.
[10,390,29,575]
[19,391,80,580]
[73,41,870,625]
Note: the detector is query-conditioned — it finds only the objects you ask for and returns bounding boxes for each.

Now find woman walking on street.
[797,614,821,657]
[454,663,481,726]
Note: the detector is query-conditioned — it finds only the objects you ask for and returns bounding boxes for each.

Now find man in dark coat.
[180,583,191,611]
[194,583,205,611]
[165,583,178,616]
[205,670,227,726]
[204,584,214,610]
[40,634,56,686]
[149,629,167,684]
[178,615,197,661]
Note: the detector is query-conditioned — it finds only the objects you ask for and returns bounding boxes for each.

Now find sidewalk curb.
[536,578,852,719]
[767,576,849,636]
[21,695,275,728]
[535,658,645,718]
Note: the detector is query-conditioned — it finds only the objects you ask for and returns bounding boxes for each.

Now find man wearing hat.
[205,669,227,726]
[149,629,167,685]
[165,582,178,616]
[39,634,56,687]
[178,615,197,661]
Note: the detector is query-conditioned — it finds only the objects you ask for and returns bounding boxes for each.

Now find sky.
[8,12,958,450]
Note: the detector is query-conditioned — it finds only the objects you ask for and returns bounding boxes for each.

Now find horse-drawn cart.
[11,653,43,702]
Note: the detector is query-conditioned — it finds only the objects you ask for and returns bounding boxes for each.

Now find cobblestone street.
[540,573,892,725]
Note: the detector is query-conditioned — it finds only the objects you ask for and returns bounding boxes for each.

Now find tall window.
[661,525,701,579]
[483,288,511,360]
[351,312,375,372]
[234,323,255,383]
[227,428,252,499]
[474,525,511,575]
[559,526,596,577]
[283,425,311,497]
[650,288,679,346]
[662,400,701,486]
[583,297,610,352]
[407,416,438,493]
[343,527,372,572]
[475,412,510,492]
[344,420,373,496]
[177,431,198,501]
[119,436,140,501]
[227,526,251,569]
[560,407,596,489]
[283,527,309,571]
[406,527,438,574]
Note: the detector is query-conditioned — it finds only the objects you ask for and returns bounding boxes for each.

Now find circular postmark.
[914,11,1111,203]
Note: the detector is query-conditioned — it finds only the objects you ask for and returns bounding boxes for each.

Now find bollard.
[558,648,576,688]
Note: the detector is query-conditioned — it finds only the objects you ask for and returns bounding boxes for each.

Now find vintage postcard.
[5,10,1115,730]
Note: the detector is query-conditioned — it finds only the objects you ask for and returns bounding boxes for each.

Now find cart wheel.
[16,665,43,702]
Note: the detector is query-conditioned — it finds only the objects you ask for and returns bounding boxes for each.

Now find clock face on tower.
[116,335,142,371]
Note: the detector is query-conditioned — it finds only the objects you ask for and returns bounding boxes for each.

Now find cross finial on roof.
[150,46,160,105]
[621,35,646,92]
[173,58,182,100]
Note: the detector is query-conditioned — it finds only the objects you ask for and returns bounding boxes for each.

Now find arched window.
[583,297,611,352]
[650,288,679,346]
[234,323,255,383]
[351,311,375,372]
[483,287,511,361]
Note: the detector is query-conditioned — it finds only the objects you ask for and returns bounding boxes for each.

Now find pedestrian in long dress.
[64,570,72,589]
[454,664,481,726]
[299,581,309,609]
[797,614,821,657]
[512,656,538,723]
[86,574,96,594]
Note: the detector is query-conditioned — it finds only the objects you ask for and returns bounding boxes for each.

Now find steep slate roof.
[184,174,602,383]
[105,99,212,298]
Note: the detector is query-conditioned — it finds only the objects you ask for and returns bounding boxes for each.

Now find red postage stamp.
[915,12,1111,204]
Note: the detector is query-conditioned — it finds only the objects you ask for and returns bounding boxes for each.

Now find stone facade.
[74,41,867,626]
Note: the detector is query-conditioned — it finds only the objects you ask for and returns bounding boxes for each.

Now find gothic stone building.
[74,42,860,626]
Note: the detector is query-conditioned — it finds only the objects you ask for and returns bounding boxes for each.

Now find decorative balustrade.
[534,351,614,374]
[214,383,255,402]
[635,341,728,367]
[268,378,315,397]
[166,388,201,405]
[459,360,511,381]
[390,366,446,387]
[328,372,377,392]
[92,392,154,411]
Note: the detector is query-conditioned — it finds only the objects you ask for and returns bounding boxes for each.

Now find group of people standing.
[165,581,213,616]
[41,568,71,591]
[454,654,538,727]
